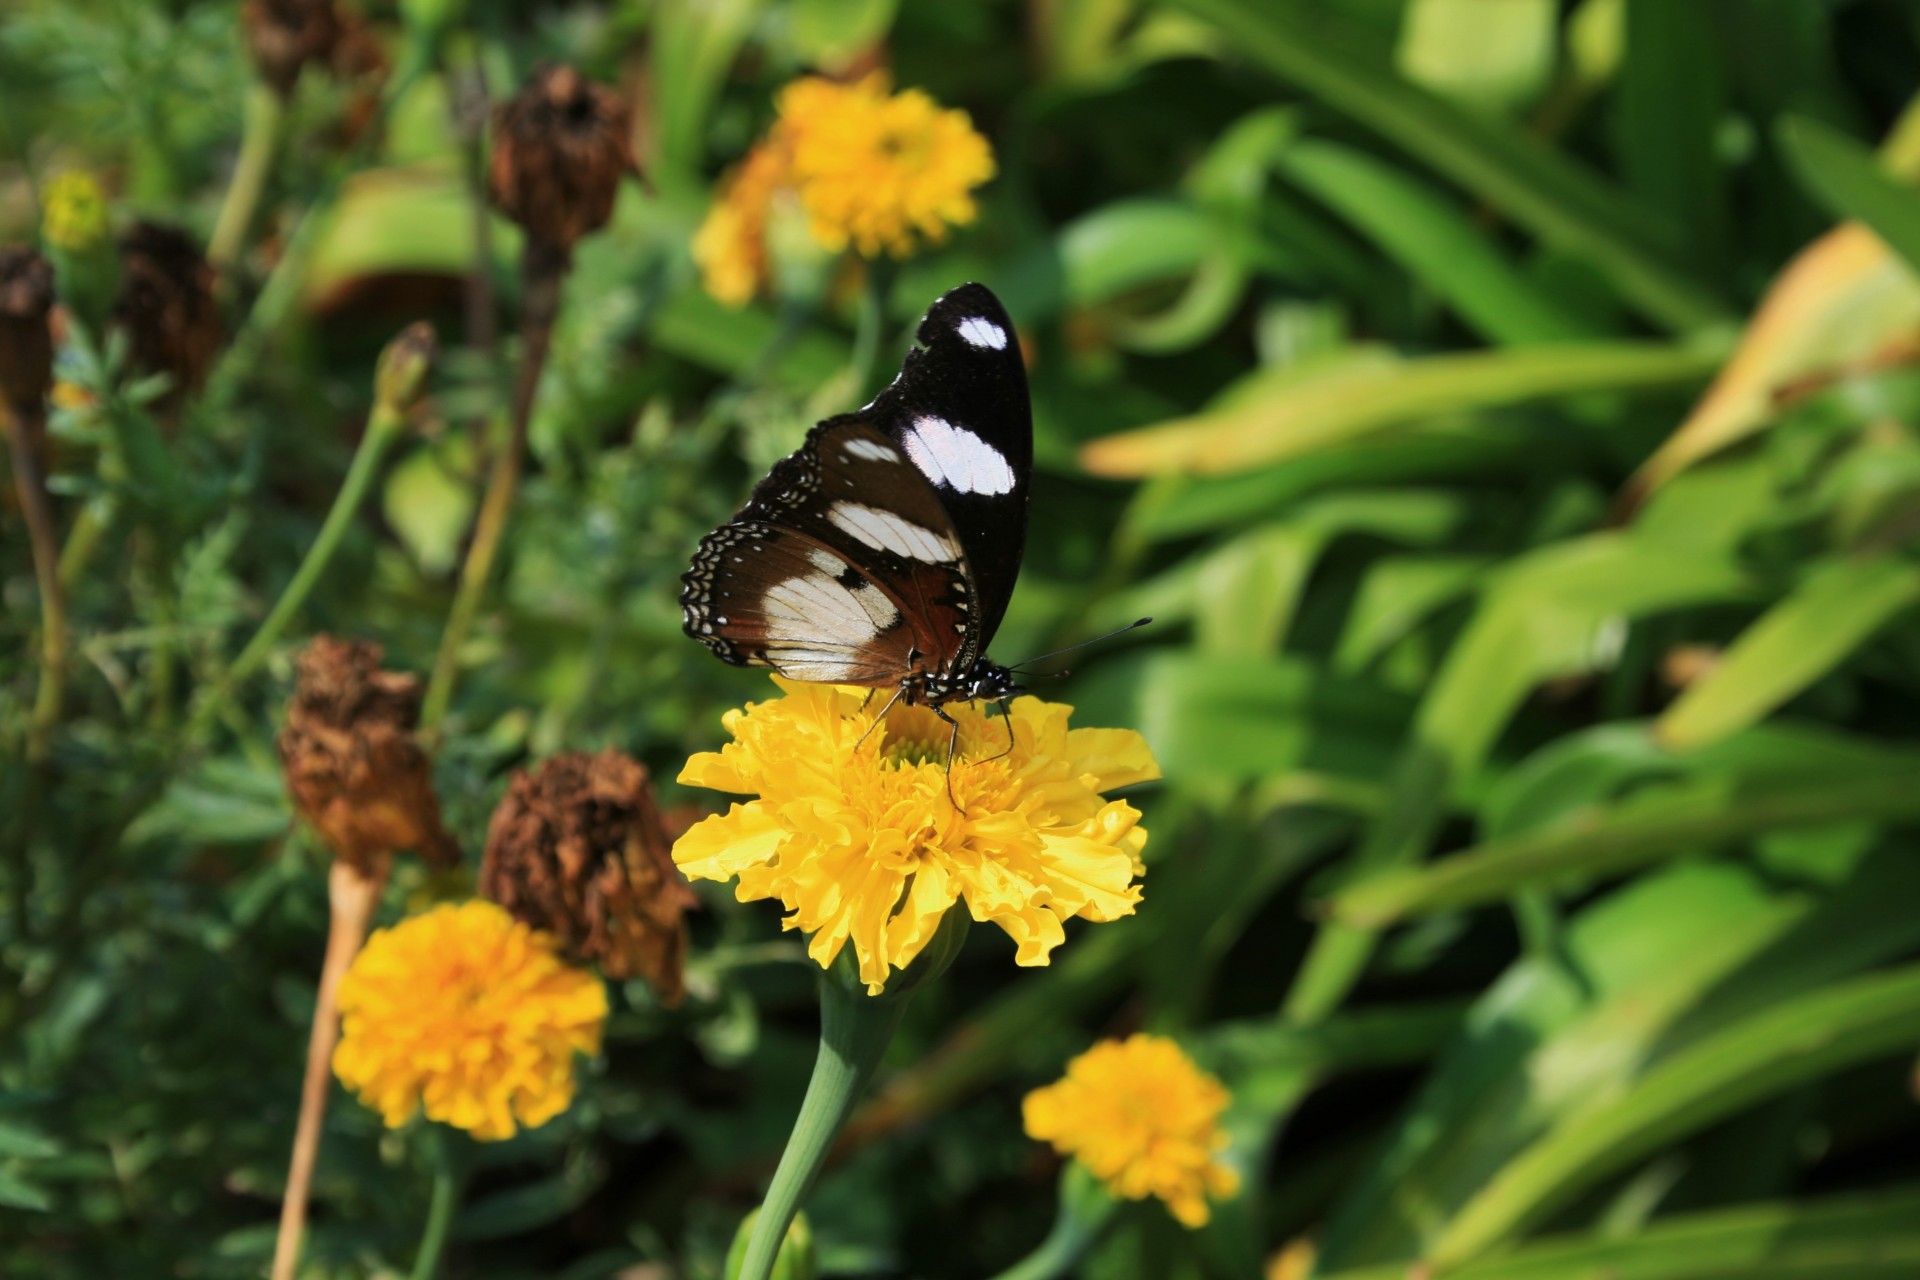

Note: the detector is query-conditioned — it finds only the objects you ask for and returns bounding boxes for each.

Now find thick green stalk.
[735,974,910,1280]
[736,914,969,1280]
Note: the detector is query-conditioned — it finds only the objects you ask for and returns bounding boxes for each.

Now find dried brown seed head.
[278,635,460,876]
[481,750,695,1005]
[488,65,635,255]
[111,222,222,415]
[242,0,343,97]
[0,247,56,421]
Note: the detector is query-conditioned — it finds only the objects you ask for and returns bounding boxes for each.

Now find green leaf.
[1129,653,1412,785]
[122,757,291,847]
[1778,114,1920,278]
[1396,0,1556,113]
[649,0,765,194]
[0,1171,53,1212]
[1277,138,1605,345]
[383,439,477,576]
[1658,555,1920,749]
[1322,1187,1920,1280]
[1329,769,1920,927]
[1428,963,1920,1266]
[1164,0,1733,330]
[1080,341,1720,477]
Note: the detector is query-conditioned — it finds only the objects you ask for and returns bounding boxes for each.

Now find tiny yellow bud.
[41,171,108,254]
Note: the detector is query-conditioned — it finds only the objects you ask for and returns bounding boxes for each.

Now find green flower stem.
[420,243,568,737]
[409,1131,464,1280]
[737,972,910,1280]
[188,400,408,738]
[736,913,970,1280]
[209,81,288,272]
[845,258,894,405]
[989,1164,1119,1280]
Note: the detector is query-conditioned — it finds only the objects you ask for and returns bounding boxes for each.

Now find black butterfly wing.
[681,283,1030,681]
[846,283,1031,649]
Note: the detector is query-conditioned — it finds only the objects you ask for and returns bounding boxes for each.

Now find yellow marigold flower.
[674,679,1156,995]
[693,140,793,308]
[1023,1034,1239,1228]
[41,171,108,253]
[779,74,995,259]
[692,74,994,305]
[332,901,608,1141]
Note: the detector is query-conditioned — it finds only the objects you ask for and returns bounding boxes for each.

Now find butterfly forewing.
[847,283,1031,645]
[682,282,1031,690]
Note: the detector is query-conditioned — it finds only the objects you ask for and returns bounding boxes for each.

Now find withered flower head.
[488,65,635,257]
[481,750,695,1006]
[242,0,343,97]
[0,247,56,421]
[278,635,460,876]
[111,222,222,414]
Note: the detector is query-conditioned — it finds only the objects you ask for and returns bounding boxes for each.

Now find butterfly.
[681,282,1032,739]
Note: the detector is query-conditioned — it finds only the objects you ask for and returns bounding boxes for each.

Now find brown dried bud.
[242,0,343,98]
[111,222,222,415]
[0,247,55,422]
[481,750,695,1005]
[278,635,459,876]
[488,65,635,255]
[373,320,437,418]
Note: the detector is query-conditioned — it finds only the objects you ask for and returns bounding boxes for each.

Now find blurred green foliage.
[4,0,1920,1277]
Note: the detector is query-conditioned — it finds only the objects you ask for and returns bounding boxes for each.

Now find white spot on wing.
[764,573,881,643]
[828,501,959,562]
[901,416,1016,496]
[957,316,1008,349]
[843,437,902,463]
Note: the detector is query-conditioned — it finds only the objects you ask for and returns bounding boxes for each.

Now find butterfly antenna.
[1009,617,1153,674]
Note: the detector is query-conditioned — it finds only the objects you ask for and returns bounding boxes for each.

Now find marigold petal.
[673,801,788,881]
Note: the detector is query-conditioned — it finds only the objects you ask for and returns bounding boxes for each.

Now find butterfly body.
[682,283,1032,715]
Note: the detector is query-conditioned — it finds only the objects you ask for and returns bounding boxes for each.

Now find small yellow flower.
[692,74,994,305]
[333,901,608,1141]
[1023,1034,1239,1228]
[693,140,793,308]
[41,171,108,253]
[780,74,994,259]
[674,679,1156,994]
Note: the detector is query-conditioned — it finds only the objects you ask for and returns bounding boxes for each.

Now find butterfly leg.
[973,697,1017,764]
[851,685,907,753]
[931,702,966,812]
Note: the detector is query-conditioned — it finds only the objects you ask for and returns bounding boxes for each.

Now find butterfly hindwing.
[682,523,949,685]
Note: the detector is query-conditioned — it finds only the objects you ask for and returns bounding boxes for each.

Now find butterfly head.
[906,656,1024,708]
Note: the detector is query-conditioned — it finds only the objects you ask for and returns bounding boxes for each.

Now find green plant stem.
[204,55,426,417]
[187,402,407,740]
[989,1166,1118,1280]
[846,258,892,405]
[209,81,288,272]
[737,914,968,1280]
[56,496,110,589]
[409,1135,462,1280]
[736,973,910,1280]
[420,243,567,736]
[5,406,69,761]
